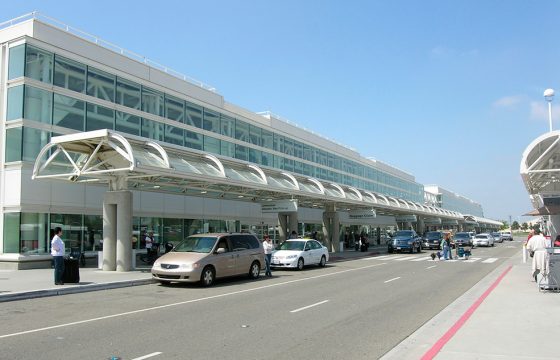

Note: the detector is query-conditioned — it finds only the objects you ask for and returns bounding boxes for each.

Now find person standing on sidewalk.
[145,231,155,263]
[262,234,273,277]
[51,227,65,285]
[527,229,548,282]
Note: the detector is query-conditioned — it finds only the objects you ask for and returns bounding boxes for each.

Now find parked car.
[500,231,513,241]
[473,233,495,247]
[151,233,265,286]
[491,232,504,243]
[271,239,329,270]
[454,232,473,247]
[422,231,443,250]
[388,230,422,254]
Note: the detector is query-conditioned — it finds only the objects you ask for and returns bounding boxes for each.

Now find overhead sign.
[348,209,376,219]
[261,199,298,213]
[423,218,442,225]
[395,215,417,223]
[442,219,459,225]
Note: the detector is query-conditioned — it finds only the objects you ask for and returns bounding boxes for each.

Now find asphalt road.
[0,240,521,360]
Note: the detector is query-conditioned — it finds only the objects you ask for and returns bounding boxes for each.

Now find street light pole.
[544,88,555,132]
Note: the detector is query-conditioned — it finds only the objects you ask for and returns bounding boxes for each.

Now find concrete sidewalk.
[0,246,385,303]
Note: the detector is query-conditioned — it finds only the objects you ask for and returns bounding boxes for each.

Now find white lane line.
[384,277,401,283]
[290,300,329,313]
[0,262,388,339]
[132,352,163,360]
[395,256,418,261]
[411,257,432,262]
[386,256,408,261]
[370,255,394,260]
[464,257,481,263]
[482,258,498,263]
[426,265,437,269]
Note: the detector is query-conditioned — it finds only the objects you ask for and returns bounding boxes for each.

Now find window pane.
[8,44,25,80]
[5,127,22,162]
[23,127,50,162]
[165,124,184,146]
[273,133,283,152]
[163,218,183,246]
[116,77,141,110]
[50,213,83,252]
[185,102,202,128]
[221,140,235,157]
[203,135,220,155]
[25,45,53,83]
[165,95,184,122]
[262,129,273,149]
[261,151,273,167]
[141,86,164,116]
[284,137,294,156]
[53,94,85,131]
[54,55,86,93]
[21,213,49,254]
[185,130,203,150]
[235,144,248,161]
[249,125,261,146]
[235,119,249,142]
[220,115,234,137]
[6,85,24,121]
[23,86,52,124]
[115,111,140,136]
[3,213,20,253]
[141,118,164,141]
[86,103,114,131]
[203,109,220,133]
[249,148,261,164]
[87,67,115,102]
[84,215,103,251]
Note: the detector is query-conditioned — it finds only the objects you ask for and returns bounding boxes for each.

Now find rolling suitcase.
[63,258,80,283]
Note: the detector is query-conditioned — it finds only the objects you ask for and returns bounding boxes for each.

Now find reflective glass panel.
[163,218,183,246]
[141,118,164,141]
[142,86,164,116]
[235,144,248,161]
[203,135,220,155]
[6,85,24,121]
[185,102,202,128]
[54,55,86,93]
[220,115,234,137]
[249,125,261,146]
[84,215,103,251]
[273,133,283,152]
[23,86,52,124]
[116,77,141,110]
[50,213,82,252]
[3,213,21,253]
[221,140,235,158]
[5,127,22,162]
[261,129,273,149]
[283,137,294,156]
[53,94,85,131]
[21,213,49,254]
[261,151,273,167]
[294,141,303,159]
[115,111,140,136]
[8,44,25,80]
[86,103,114,131]
[249,148,261,164]
[165,124,184,146]
[23,127,50,162]
[87,67,115,102]
[25,45,53,83]
[165,95,184,123]
[185,130,203,150]
[203,109,220,133]
[235,119,249,142]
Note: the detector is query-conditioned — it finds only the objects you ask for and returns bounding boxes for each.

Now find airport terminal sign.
[396,215,417,222]
[348,209,376,219]
[261,199,298,213]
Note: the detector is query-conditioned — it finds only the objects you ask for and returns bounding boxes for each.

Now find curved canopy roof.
[33,130,473,221]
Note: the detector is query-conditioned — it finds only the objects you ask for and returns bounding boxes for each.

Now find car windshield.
[475,235,488,239]
[173,236,217,253]
[455,233,469,239]
[395,231,414,237]
[426,232,441,239]
[492,233,500,236]
[277,241,305,251]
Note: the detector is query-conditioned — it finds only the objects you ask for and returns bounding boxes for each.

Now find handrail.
[0,11,217,93]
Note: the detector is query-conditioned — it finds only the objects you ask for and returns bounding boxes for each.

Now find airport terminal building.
[0,13,501,269]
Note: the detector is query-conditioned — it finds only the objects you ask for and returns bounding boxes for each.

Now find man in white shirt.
[527,229,549,281]
[145,231,155,263]
[51,227,65,285]
[262,234,274,277]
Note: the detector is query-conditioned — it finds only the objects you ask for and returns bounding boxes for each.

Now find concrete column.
[417,217,425,235]
[278,214,288,242]
[102,200,116,271]
[322,212,331,250]
[332,211,340,252]
[116,191,132,271]
[322,204,338,252]
[288,212,298,237]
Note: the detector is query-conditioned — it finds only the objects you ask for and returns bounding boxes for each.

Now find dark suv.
[388,230,422,254]
[422,231,443,250]
[453,232,473,247]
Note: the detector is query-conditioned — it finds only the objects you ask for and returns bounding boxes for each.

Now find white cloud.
[493,95,525,108]
[530,101,548,122]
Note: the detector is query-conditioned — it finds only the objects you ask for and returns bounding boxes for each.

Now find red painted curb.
[420,265,512,360]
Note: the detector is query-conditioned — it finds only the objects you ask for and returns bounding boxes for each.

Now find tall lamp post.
[544,88,555,132]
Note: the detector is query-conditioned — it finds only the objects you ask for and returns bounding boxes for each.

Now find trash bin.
[63,257,80,283]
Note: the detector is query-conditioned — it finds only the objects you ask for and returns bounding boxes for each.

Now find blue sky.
[6,1,560,223]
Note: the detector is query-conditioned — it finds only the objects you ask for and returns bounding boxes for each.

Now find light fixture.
[200,190,207,194]
[238,195,244,198]
[153,185,160,189]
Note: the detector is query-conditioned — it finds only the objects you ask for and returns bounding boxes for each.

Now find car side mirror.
[216,248,226,254]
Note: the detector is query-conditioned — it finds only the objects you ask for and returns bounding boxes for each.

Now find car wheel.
[249,261,261,279]
[200,266,215,287]
[297,257,304,270]
[319,255,327,267]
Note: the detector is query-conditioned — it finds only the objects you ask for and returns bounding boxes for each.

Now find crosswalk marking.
[395,256,418,261]
[464,257,482,263]
[482,258,498,263]
[411,256,432,261]
[360,254,498,264]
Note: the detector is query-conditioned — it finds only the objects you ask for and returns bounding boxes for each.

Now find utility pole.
[509,215,512,230]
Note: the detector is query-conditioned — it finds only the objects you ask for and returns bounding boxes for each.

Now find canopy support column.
[103,189,132,272]
[323,204,340,252]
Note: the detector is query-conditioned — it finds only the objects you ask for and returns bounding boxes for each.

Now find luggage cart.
[456,246,471,260]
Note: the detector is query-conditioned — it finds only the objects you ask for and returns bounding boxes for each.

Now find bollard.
[522,243,527,263]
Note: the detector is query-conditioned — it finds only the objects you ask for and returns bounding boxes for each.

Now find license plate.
[396,247,401,250]
[272,261,280,265]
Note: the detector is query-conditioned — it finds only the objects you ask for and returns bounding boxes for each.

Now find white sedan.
[473,233,495,247]
[271,239,329,270]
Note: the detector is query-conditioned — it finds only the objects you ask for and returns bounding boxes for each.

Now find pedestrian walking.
[51,227,65,285]
[441,232,451,260]
[263,234,273,277]
[527,229,549,282]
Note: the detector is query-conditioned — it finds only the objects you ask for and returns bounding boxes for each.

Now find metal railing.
[0,11,217,93]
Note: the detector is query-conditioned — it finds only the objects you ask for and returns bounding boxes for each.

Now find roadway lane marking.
[290,300,329,313]
[0,262,388,339]
[387,256,409,261]
[482,258,498,263]
[395,256,417,261]
[426,265,437,269]
[464,257,481,263]
[411,257,432,262]
[384,277,401,283]
[132,352,162,360]
[364,255,393,260]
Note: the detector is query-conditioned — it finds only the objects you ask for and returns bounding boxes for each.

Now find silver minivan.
[151,233,264,286]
